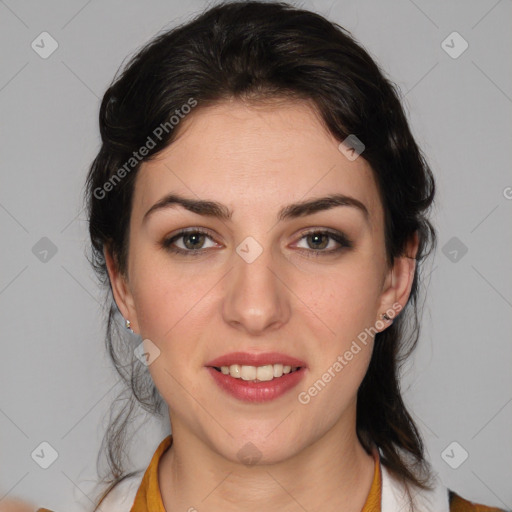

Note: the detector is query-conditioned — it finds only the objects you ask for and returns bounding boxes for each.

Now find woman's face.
[106,99,416,463]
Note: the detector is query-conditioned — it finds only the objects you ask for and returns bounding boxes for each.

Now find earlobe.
[103,245,137,330]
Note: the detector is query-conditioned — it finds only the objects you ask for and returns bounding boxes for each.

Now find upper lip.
[206,351,307,368]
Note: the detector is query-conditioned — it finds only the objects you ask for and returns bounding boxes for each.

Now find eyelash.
[161,228,353,258]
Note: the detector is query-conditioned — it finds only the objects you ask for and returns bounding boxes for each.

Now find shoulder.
[380,459,508,512]
[36,472,144,512]
[93,472,144,511]
[449,489,510,512]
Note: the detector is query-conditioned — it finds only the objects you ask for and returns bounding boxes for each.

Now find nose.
[222,242,291,335]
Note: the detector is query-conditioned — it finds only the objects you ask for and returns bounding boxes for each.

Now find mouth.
[206,363,307,403]
[205,352,307,402]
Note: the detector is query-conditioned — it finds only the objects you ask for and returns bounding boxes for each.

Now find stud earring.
[125,319,134,333]
[381,313,391,321]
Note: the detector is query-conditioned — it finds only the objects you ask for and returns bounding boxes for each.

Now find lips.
[205,351,307,369]
[206,366,307,402]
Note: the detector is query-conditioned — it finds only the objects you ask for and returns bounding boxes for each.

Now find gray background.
[1,0,511,510]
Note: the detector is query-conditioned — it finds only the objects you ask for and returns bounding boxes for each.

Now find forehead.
[133,99,384,229]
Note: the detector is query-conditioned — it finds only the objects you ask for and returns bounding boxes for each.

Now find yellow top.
[36,435,506,512]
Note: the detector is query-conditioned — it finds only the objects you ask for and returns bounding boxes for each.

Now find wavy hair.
[84,1,437,508]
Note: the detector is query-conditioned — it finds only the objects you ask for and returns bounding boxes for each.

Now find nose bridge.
[222,235,289,333]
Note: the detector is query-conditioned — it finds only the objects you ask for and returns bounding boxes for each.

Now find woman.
[35,1,507,511]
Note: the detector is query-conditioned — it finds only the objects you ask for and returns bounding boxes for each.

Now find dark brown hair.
[84,1,437,508]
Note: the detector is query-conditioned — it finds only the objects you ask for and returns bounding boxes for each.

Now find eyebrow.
[142,192,370,225]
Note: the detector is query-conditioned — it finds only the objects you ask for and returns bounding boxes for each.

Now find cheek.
[128,253,222,401]
[130,261,211,411]
[297,272,377,417]
[294,258,381,407]
[129,247,213,337]
[300,260,382,337]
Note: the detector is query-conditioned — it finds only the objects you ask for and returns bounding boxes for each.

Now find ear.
[375,231,419,329]
[104,244,139,334]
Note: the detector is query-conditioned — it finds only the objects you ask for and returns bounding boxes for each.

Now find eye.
[161,228,218,255]
[294,229,353,257]
[161,228,353,257]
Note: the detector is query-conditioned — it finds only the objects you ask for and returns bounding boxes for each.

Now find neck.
[158,411,376,512]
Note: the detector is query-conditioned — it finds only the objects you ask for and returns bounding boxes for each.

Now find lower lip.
[206,367,306,403]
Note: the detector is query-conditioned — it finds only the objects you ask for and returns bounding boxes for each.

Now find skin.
[0,499,36,512]
[105,98,419,512]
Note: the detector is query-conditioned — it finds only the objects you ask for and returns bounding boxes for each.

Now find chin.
[213,431,301,467]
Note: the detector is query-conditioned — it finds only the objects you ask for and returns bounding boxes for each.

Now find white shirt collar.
[381,461,450,512]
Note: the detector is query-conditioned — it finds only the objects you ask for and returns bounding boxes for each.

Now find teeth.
[219,364,300,382]
[273,363,283,377]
